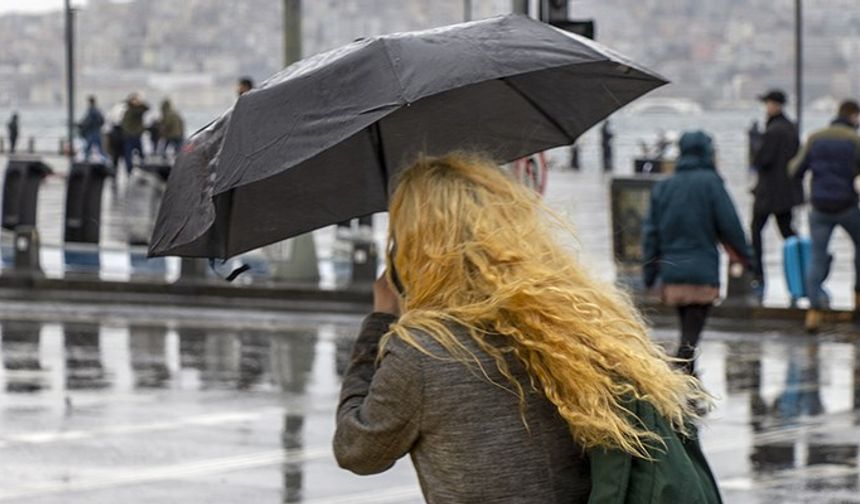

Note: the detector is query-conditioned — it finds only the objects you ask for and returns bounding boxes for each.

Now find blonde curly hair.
[382,152,706,458]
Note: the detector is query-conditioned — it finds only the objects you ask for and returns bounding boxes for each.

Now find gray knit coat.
[334,312,591,503]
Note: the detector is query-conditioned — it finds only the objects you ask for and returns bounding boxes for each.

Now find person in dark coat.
[750,89,801,297]
[644,131,752,374]
[789,100,860,331]
[78,96,106,161]
[121,93,150,174]
[601,120,614,172]
[158,99,184,157]
[6,113,19,154]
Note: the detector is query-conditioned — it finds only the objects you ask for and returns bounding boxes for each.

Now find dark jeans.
[123,135,144,174]
[676,304,711,375]
[807,206,860,308]
[751,209,796,284]
[83,132,106,161]
[160,137,183,157]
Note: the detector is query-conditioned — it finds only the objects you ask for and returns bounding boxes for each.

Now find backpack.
[588,399,723,504]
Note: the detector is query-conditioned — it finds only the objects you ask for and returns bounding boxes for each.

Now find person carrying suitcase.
[750,90,803,301]
[789,100,860,332]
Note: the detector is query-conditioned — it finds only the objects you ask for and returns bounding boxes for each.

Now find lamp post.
[513,0,528,16]
[284,0,302,66]
[64,0,75,161]
[795,0,803,133]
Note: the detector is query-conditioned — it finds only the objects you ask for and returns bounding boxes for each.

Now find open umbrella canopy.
[149,13,667,259]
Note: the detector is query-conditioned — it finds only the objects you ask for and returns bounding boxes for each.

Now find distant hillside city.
[0,0,858,112]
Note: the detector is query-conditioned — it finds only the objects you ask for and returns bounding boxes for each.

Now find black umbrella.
[149,13,667,259]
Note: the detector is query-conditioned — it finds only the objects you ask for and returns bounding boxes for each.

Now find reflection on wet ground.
[0,313,857,503]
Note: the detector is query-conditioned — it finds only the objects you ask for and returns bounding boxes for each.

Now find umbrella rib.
[499,78,574,142]
[371,122,389,195]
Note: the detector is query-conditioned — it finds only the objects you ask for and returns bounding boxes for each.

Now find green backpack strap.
[587,400,723,504]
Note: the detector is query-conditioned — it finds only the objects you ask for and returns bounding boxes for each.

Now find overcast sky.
[0,0,88,15]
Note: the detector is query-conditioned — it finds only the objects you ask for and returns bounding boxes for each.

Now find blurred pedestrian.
[789,100,860,332]
[158,99,184,157]
[601,120,614,172]
[6,112,19,154]
[106,101,127,169]
[569,143,580,170]
[237,76,254,96]
[750,89,802,299]
[78,96,106,162]
[644,131,751,375]
[146,119,161,155]
[121,93,150,174]
[336,154,719,502]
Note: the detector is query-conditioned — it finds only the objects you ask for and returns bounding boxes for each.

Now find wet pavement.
[0,307,858,503]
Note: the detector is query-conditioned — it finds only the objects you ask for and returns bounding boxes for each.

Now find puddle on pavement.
[0,316,858,502]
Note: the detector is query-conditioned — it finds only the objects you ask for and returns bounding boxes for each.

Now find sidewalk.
[1,153,856,315]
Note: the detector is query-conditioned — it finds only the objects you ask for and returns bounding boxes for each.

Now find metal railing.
[0,136,75,157]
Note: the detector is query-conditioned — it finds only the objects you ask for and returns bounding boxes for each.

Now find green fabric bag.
[588,400,723,504]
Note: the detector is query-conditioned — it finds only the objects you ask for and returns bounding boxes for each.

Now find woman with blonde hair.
[334,153,721,503]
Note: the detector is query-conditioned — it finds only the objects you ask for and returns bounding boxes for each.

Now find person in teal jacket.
[643,131,752,374]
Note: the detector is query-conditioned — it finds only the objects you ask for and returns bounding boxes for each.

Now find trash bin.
[610,176,661,293]
[127,163,169,279]
[1,157,52,269]
[63,161,114,275]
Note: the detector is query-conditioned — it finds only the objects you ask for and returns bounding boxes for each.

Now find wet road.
[0,307,858,503]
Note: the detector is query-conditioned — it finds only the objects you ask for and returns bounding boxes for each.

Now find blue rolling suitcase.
[783,236,811,303]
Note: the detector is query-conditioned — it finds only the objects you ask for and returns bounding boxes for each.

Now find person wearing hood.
[789,100,860,332]
[158,99,184,157]
[750,90,802,299]
[644,131,752,374]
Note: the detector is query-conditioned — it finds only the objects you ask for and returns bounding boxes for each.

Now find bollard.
[331,217,376,287]
[14,226,42,276]
[2,157,53,231]
[63,161,114,277]
[723,262,758,307]
[64,162,113,243]
[177,257,211,284]
[266,234,319,284]
[351,217,377,285]
[128,163,169,281]
[351,241,378,285]
[0,226,44,280]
